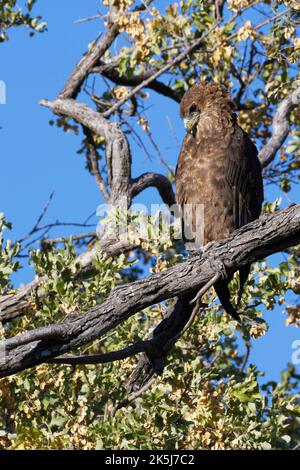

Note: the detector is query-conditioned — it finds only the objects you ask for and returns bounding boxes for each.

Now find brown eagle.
[175,82,264,321]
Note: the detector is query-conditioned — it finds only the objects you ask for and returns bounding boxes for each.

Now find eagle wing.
[224,124,264,307]
[226,124,264,229]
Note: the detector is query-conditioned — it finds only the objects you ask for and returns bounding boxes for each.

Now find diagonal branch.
[126,292,195,393]
[41,232,96,248]
[101,32,211,118]
[93,61,181,103]
[1,204,299,378]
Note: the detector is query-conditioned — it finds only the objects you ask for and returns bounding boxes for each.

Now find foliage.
[28,243,135,322]
[0,214,20,291]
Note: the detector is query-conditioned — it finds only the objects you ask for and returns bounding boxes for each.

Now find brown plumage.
[175,82,264,321]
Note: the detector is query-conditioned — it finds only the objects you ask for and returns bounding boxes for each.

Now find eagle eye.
[189,104,198,114]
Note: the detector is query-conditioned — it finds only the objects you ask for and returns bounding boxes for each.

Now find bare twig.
[74,14,102,24]
[190,273,220,304]
[18,192,54,245]
[136,110,175,175]
[111,377,156,415]
[42,232,96,247]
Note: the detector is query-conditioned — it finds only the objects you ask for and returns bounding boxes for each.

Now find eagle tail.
[214,280,241,323]
[236,264,251,308]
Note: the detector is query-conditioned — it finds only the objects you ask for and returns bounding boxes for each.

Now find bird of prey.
[175,82,264,321]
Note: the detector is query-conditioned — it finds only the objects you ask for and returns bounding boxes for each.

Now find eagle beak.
[183,112,200,135]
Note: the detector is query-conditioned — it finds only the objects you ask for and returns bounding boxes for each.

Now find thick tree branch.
[6,80,299,328]
[259,85,300,167]
[1,204,299,378]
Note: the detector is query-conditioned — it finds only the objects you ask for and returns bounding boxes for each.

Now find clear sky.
[0,0,299,383]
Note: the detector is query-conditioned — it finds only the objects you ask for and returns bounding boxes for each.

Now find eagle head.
[180,82,235,136]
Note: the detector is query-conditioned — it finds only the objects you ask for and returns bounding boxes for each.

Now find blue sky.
[0,0,299,383]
